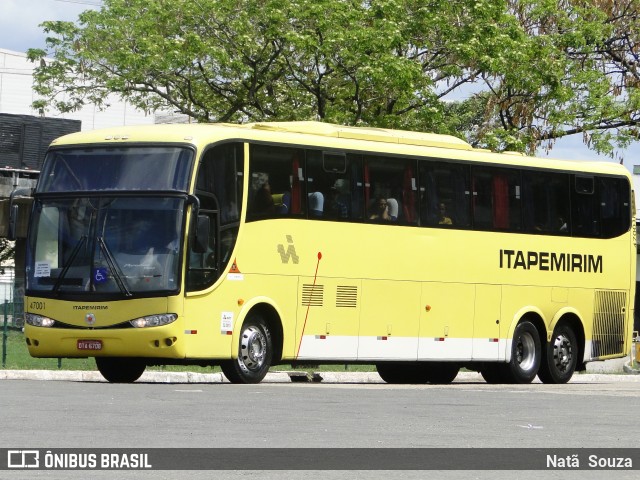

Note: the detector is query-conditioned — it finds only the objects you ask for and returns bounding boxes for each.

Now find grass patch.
[1,328,95,370]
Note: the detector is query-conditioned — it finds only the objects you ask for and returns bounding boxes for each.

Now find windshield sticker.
[34,262,51,278]
[93,267,109,284]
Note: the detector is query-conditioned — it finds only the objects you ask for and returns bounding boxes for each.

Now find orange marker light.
[425,305,432,312]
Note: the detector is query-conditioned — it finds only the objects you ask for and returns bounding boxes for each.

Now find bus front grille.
[591,290,627,359]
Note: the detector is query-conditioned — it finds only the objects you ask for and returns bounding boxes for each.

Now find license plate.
[77,340,103,351]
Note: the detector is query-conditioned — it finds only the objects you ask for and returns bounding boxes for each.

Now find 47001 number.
[29,301,46,310]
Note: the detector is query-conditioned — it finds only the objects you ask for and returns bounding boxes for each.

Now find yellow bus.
[21,121,635,384]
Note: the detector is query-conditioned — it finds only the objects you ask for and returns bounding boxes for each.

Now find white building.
[0,48,154,130]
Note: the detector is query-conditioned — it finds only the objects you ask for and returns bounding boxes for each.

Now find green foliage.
[27,0,640,156]
[0,239,14,274]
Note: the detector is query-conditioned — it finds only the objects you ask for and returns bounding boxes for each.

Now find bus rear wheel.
[95,357,146,383]
[221,314,273,384]
[502,320,541,384]
[376,363,428,384]
[538,324,578,384]
[422,362,460,384]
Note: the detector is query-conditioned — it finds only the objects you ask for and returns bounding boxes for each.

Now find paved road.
[1,372,640,480]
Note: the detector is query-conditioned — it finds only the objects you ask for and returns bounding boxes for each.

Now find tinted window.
[306,150,364,220]
[472,167,521,231]
[364,155,417,224]
[600,176,631,238]
[248,145,306,220]
[39,147,193,192]
[522,171,570,234]
[419,161,471,227]
[571,175,600,237]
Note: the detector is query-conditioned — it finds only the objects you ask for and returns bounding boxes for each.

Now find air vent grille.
[302,284,324,307]
[592,290,627,358]
[336,285,358,308]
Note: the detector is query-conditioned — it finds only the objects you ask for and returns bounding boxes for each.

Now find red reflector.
[434,337,445,342]
[377,336,388,341]
[489,338,499,343]
[316,335,327,340]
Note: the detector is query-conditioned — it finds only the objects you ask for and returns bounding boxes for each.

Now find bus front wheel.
[95,357,146,383]
[221,314,273,384]
[537,324,578,384]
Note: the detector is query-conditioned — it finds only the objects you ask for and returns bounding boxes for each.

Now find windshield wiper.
[53,236,88,293]
[97,237,132,297]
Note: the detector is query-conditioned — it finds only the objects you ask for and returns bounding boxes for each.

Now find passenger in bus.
[328,186,348,219]
[386,198,399,221]
[252,182,275,215]
[308,191,324,217]
[272,192,290,215]
[438,202,453,225]
[558,216,568,232]
[369,198,391,221]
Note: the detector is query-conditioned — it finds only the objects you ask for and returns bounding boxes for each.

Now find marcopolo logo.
[277,235,299,264]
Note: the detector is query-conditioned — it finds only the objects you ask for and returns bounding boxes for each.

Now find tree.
[27,0,640,157]
[477,0,640,155]
[0,239,15,275]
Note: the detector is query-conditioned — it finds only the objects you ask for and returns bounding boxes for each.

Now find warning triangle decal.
[229,259,241,274]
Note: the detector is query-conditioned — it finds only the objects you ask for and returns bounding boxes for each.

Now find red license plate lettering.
[77,340,103,351]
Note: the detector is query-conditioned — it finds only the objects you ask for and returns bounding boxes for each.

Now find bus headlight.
[129,313,178,328]
[25,313,56,328]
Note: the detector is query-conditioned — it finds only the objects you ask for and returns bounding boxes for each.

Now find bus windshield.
[37,146,193,192]
[27,196,185,297]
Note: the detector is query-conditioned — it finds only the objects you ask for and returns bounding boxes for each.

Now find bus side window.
[364,155,416,224]
[571,175,600,237]
[600,176,631,238]
[248,145,305,220]
[472,167,521,231]
[305,150,363,221]
[522,171,570,234]
[419,161,471,228]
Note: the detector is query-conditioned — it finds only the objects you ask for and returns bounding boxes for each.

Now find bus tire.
[376,363,429,384]
[538,324,578,384]
[503,320,541,384]
[221,314,273,384]
[480,364,505,384]
[95,357,146,383]
[422,362,460,384]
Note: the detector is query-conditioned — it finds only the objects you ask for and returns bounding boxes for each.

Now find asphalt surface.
[1,367,639,383]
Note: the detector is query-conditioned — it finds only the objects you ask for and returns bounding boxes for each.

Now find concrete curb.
[2,369,640,383]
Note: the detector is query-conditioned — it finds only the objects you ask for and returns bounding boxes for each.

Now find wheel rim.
[239,325,267,372]
[515,331,536,372]
[550,333,573,373]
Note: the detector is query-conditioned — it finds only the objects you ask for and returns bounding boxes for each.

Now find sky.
[0,0,638,171]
